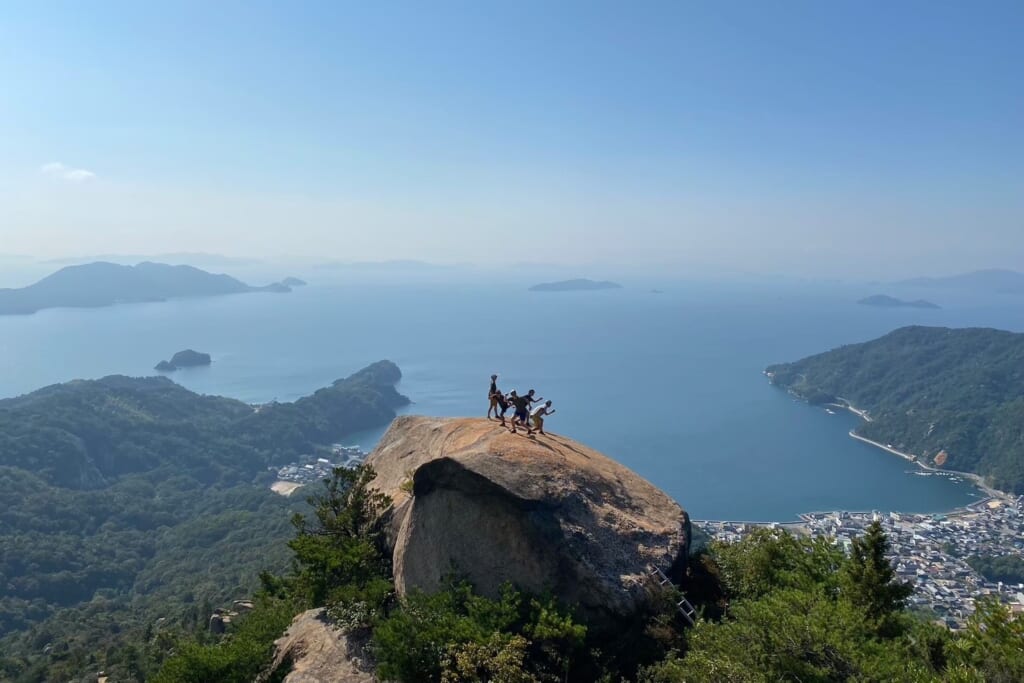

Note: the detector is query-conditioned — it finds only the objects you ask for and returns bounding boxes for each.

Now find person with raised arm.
[530,400,556,435]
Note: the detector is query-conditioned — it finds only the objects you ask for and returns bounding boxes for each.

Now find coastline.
[746,378,1013,524]
[827,392,1006,501]
[830,397,873,422]
[848,430,914,462]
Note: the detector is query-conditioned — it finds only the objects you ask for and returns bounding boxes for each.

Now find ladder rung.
[647,563,697,625]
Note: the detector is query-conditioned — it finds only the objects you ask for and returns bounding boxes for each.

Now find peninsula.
[155,349,212,371]
[0,261,292,315]
[529,278,622,292]
[857,294,940,309]
[766,325,1024,494]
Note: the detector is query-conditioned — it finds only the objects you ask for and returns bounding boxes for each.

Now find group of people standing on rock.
[487,374,555,436]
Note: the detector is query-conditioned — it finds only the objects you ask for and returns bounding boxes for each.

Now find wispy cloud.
[41,162,96,182]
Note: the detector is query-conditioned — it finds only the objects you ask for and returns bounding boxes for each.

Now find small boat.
[825,408,836,415]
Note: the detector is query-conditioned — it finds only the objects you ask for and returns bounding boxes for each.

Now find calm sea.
[2,274,1021,521]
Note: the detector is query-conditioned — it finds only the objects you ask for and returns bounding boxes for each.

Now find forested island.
[529,278,623,292]
[0,361,408,679]
[858,294,940,309]
[0,261,293,315]
[766,326,1024,494]
[155,349,212,371]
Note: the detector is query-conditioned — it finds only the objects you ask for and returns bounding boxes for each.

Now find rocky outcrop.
[366,416,689,630]
[263,609,377,683]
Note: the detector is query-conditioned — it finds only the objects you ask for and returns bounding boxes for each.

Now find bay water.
[2,275,1020,521]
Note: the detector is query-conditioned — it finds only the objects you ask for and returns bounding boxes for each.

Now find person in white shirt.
[530,400,555,435]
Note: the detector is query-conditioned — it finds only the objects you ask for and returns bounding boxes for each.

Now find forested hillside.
[766,326,1024,493]
[0,361,408,682]
[148,468,1024,683]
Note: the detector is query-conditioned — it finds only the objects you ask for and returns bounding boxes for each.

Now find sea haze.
[3,278,1022,521]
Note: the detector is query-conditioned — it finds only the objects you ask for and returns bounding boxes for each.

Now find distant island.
[155,349,212,372]
[0,261,292,315]
[766,326,1024,494]
[858,294,940,309]
[896,269,1024,294]
[280,276,307,286]
[529,278,623,292]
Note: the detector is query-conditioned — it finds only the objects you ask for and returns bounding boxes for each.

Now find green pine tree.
[841,521,913,623]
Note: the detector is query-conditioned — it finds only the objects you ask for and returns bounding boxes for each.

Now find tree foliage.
[965,554,1024,585]
[945,597,1024,683]
[287,465,394,607]
[373,582,587,683]
[152,464,393,683]
[841,521,914,624]
[0,364,407,682]
[641,526,1020,683]
[147,600,296,683]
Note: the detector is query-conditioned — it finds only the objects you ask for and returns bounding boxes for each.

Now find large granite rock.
[366,416,689,629]
[262,609,376,683]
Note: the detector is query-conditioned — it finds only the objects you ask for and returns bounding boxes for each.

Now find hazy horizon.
[2,2,1021,279]
[3,251,1024,293]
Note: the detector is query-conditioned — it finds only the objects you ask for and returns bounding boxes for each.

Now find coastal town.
[699,490,1024,629]
[269,444,368,496]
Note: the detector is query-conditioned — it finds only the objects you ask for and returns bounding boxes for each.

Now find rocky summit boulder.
[366,416,690,629]
[261,609,376,683]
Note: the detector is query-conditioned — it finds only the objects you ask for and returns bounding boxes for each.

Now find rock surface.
[263,609,376,683]
[366,416,689,629]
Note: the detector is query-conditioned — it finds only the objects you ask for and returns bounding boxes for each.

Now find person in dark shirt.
[509,390,539,435]
[487,374,501,419]
[493,390,510,426]
[524,389,543,408]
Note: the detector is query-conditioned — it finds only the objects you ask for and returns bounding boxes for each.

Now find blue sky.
[1,1,1021,276]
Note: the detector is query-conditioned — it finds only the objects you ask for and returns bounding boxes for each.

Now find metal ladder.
[647,564,697,626]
